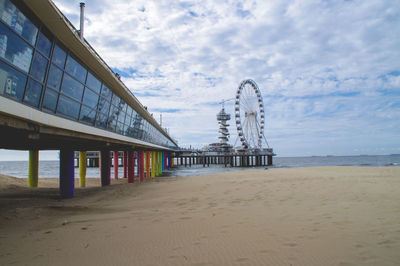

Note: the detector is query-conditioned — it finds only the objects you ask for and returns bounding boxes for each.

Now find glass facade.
[0,0,177,149]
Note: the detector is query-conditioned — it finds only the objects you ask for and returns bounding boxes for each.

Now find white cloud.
[50,0,400,156]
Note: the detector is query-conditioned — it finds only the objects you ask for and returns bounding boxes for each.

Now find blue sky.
[2,0,400,160]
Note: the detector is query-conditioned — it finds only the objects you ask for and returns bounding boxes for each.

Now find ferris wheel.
[234,79,265,150]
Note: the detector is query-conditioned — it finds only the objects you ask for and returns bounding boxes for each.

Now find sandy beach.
[0,166,399,265]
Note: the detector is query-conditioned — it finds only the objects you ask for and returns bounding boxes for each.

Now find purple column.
[100,150,111,186]
[59,149,75,199]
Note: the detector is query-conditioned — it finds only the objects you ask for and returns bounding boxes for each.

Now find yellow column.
[28,150,39,187]
[79,151,87,187]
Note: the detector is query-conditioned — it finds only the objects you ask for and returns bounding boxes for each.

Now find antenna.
[218,98,234,109]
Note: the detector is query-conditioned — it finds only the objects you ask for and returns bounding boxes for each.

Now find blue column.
[59,149,75,199]
[167,152,171,169]
[161,152,165,171]
[100,150,111,186]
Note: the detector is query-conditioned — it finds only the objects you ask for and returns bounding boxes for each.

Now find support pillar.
[60,149,74,199]
[136,152,139,177]
[268,155,273,166]
[100,150,111,186]
[158,152,162,175]
[139,151,145,182]
[167,152,171,169]
[151,152,156,178]
[128,150,134,183]
[123,151,128,178]
[161,152,165,171]
[146,151,151,178]
[28,150,39,188]
[113,151,118,180]
[79,151,87,187]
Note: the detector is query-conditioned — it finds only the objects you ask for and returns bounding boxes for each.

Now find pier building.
[0,0,178,198]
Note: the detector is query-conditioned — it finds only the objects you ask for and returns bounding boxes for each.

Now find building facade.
[0,0,177,150]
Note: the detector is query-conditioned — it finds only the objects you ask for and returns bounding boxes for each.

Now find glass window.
[65,55,86,83]
[52,44,66,68]
[0,59,27,101]
[100,84,111,99]
[117,109,126,125]
[86,71,101,93]
[0,0,38,45]
[57,95,80,119]
[111,93,120,106]
[126,106,132,118]
[116,121,124,134]
[61,73,84,101]
[36,30,51,57]
[96,111,108,129]
[79,105,96,125]
[97,96,110,114]
[30,52,48,82]
[42,87,58,111]
[23,78,42,107]
[0,22,33,72]
[46,64,62,90]
[82,87,99,108]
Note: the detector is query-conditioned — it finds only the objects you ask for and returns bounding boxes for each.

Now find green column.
[79,151,87,187]
[28,150,39,188]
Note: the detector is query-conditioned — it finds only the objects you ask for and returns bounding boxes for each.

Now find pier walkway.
[0,0,178,198]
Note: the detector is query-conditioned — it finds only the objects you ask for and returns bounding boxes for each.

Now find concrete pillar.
[113,151,118,180]
[100,150,111,186]
[59,149,74,199]
[151,151,156,178]
[28,150,39,188]
[139,151,145,182]
[268,155,273,166]
[79,151,87,187]
[123,151,128,178]
[161,152,165,171]
[128,150,134,183]
[167,152,171,168]
[146,151,151,178]
[158,152,162,175]
[136,152,139,176]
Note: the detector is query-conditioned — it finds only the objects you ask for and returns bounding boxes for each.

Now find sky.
[2,0,400,160]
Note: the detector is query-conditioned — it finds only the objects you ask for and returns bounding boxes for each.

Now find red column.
[146,151,151,178]
[123,151,127,178]
[113,151,118,180]
[127,150,134,183]
[164,152,168,169]
[139,151,145,182]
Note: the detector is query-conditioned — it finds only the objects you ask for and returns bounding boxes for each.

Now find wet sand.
[0,166,399,265]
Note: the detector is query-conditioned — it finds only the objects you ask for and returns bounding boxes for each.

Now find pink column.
[123,151,127,178]
[113,151,118,180]
[139,151,145,182]
[146,151,151,178]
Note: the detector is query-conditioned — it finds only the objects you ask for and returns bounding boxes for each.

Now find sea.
[0,155,399,178]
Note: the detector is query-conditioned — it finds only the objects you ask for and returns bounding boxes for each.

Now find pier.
[174,150,274,167]
[0,0,178,198]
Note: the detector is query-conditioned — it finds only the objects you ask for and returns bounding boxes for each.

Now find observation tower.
[217,104,231,151]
